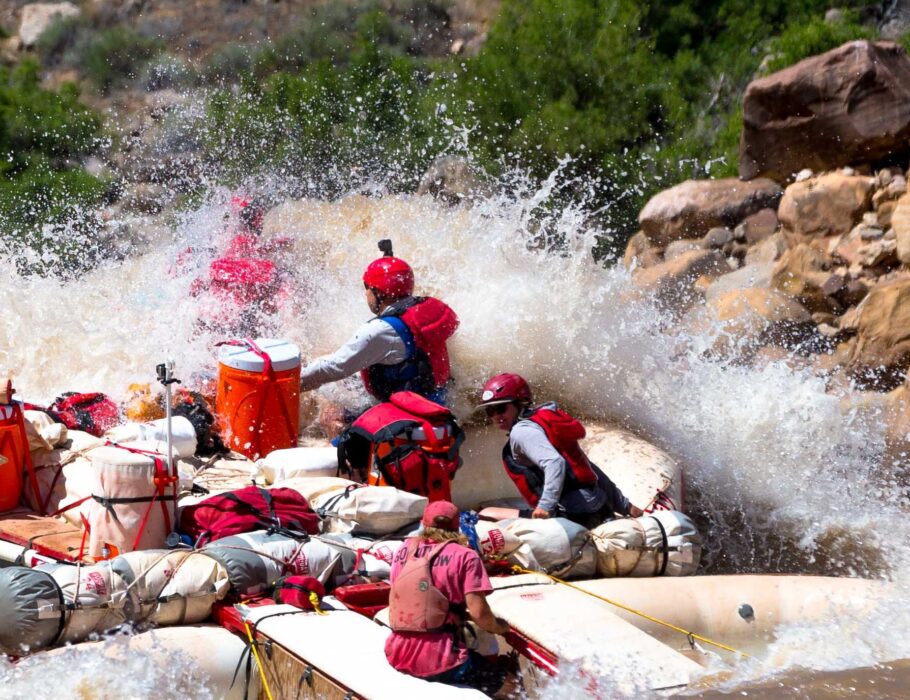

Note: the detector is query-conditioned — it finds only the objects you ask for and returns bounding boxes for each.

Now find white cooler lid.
[218,338,301,372]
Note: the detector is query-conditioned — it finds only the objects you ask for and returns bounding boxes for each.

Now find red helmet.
[363,256,414,297]
[477,373,532,409]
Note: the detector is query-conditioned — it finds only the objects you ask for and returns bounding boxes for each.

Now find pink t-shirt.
[384,539,492,678]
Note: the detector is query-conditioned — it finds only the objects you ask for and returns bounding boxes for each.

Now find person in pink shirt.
[385,500,510,695]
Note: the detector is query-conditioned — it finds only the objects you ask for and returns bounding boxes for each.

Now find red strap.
[215,339,295,458]
[48,494,92,519]
[216,338,273,376]
[78,513,90,561]
[105,442,176,550]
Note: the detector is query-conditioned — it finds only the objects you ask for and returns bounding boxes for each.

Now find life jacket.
[337,391,464,502]
[503,406,598,508]
[208,257,279,307]
[389,538,464,633]
[47,392,120,437]
[360,297,459,403]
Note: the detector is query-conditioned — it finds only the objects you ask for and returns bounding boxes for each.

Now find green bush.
[764,12,874,73]
[80,25,164,93]
[199,0,883,251]
[0,60,107,275]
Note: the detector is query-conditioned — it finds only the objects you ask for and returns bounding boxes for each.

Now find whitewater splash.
[2,172,909,693]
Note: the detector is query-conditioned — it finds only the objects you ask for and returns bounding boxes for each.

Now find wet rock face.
[777,173,875,239]
[843,277,910,389]
[638,177,783,247]
[631,248,730,315]
[740,41,910,182]
[417,155,488,205]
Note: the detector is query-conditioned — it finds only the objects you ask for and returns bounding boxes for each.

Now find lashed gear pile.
[0,550,233,657]
[202,530,347,598]
[591,510,702,577]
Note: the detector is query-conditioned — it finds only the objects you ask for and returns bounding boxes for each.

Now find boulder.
[878,200,899,229]
[705,262,774,303]
[664,238,702,261]
[777,173,875,239]
[740,41,910,182]
[711,288,815,348]
[623,231,660,269]
[632,249,729,314]
[19,2,80,48]
[744,231,786,266]
[416,156,488,204]
[890,193,910,263]
[638,178,782,247]
[844,277,910,388]
[873,174,907,209]
[857,238,898,268]
[770,243,833,313]
[734,208,778,244]
[883,382,910,473]
[702,227,734,249]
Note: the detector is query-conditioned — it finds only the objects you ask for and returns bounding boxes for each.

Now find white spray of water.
[2,173,909,694]
[0,631,215,700]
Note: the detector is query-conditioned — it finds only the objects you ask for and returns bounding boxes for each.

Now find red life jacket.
[360,297,459,402]
[502,406,598,508]
[337,391,464,502]
[208,257,279,307]
[389,538,463,633]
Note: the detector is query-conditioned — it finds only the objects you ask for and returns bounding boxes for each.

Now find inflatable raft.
[483,572,889,696]
[223,599,488,700]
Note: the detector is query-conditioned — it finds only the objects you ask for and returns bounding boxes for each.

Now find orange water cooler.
[216,338,301,460]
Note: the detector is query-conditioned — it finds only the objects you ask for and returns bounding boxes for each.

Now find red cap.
[421,500,460,530]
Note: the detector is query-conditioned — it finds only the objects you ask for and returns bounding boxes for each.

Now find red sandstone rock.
[638,178,782,247]
[740,41,910,182]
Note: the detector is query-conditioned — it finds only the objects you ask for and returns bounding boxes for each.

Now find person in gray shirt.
[477,373,642,528]
[299,241,458,405]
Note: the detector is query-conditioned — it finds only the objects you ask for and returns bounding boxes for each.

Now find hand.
[531,508,551,519]
[494,616,511,635]
[627,505,643,518]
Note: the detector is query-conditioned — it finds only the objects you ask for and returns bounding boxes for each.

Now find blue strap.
[459,510,481,554]
[380,316,416,361]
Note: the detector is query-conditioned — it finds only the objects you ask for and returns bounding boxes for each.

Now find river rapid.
[1,167,909,696]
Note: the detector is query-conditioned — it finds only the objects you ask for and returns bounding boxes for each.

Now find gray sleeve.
[299,319,408,391]
[510,421,566,513]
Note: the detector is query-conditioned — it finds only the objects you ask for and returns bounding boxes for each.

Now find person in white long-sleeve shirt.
[477,373,642,528]
[299,241,459,404]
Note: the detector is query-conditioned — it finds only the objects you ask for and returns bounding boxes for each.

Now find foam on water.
[2,172,909,695]
[0,631,214,699]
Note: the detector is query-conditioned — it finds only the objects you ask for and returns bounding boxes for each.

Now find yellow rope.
[244,622,275,700]
[510,566,754,659]
[309,591,328,615]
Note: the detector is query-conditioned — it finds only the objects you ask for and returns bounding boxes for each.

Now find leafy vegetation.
[5,0,894,271]
[201,0,883,246]
[0,60,107,275]
[36,17,164,93]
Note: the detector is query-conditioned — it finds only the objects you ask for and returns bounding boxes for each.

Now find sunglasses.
[485,403,511,416]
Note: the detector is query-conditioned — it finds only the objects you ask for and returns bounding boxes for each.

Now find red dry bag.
[178,485,320,546]
[48,392,119,437]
